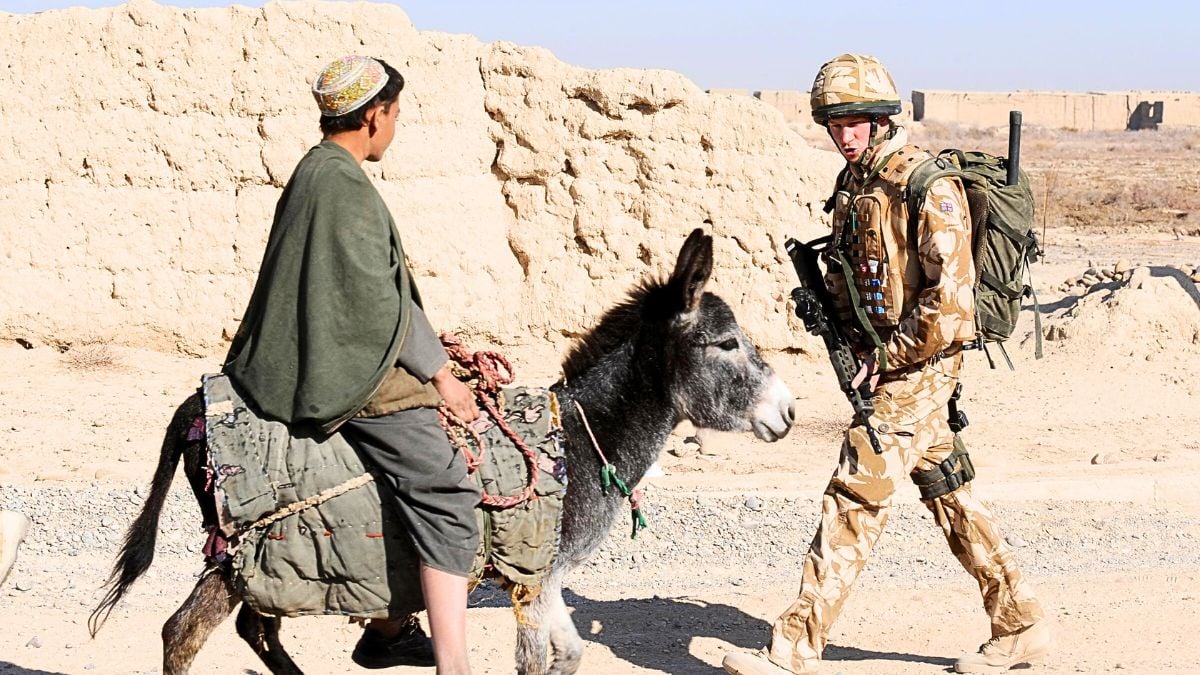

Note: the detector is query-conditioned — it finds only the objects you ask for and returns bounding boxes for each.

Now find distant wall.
[709,87,1200,131]
[912,90,1200,131]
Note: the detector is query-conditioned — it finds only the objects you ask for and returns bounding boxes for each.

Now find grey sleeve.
[396,304,447,383]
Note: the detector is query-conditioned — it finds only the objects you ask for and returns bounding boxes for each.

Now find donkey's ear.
[670,228,713,312]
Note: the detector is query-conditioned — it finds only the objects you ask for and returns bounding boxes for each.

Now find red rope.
[438,333,540,509]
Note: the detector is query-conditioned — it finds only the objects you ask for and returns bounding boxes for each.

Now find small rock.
[1113,259,1132,275]
[1191,272,1200,283]
[26,636,41,648]
[1091,453,1112,465]
[1005,534,1027,548]
[1130,267,1152,289]
[744,496,762,511]
[668,438,700,458]
[14,579,32,592]
[1153,453,1169,463]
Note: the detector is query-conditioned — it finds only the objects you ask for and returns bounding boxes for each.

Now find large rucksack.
[905,150,1043,368]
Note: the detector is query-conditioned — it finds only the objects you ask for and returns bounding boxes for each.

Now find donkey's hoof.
[351,621,435,669]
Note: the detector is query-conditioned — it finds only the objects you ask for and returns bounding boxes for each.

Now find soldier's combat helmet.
[810,53,902,124]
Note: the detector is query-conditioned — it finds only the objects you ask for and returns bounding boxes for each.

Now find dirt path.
[3,225,1200,674]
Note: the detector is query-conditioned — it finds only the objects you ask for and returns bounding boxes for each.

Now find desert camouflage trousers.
[768,353,1044,673]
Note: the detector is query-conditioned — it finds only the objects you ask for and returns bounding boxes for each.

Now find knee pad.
[911,436,975,500]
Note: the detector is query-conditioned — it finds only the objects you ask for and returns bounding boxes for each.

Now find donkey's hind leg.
[162,568,239,675]
[235,605,303,675]
[515,570,584,675]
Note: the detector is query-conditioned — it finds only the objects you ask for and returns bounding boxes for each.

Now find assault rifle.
[785,236,884,454]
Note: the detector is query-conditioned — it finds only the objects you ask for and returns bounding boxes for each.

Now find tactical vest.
[828,145,975,346]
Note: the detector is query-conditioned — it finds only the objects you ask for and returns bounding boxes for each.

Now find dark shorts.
[340,408,480,577]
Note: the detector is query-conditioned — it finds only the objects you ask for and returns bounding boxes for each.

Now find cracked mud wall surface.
[0,0,841,356]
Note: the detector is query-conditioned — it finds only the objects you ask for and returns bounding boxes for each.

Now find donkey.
[91,228,795,674]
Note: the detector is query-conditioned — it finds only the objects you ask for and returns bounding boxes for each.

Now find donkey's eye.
[716,338,739,351]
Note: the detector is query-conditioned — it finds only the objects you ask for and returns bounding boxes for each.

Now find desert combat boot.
[955,620,1051,673]
[723,650,815,675]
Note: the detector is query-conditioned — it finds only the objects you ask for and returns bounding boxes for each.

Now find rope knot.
[437,333,539,510]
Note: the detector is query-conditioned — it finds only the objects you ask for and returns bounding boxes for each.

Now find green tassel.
[599,463,646,538]
[630,507,648,539]
[599,464,631,497]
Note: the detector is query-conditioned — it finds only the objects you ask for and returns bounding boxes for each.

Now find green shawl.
[224,141,414,435]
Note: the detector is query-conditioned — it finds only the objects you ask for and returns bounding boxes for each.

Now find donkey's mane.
[560,276,674,381]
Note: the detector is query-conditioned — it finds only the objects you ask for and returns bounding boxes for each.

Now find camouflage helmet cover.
[810,53,902,124]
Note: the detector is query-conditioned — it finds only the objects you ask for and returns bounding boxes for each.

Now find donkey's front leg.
[514,567,584,675]
[514,582,552,675]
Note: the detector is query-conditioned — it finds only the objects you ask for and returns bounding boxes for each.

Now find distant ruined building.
[707,88,1200,131]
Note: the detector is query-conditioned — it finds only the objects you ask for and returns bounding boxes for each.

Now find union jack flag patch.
[939,200,955,214]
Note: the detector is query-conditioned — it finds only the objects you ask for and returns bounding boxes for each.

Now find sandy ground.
[3,225,1200,674]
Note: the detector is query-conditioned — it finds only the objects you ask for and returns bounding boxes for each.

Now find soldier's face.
[827,116,875,163]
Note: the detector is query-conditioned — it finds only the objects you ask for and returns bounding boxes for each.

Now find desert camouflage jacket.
[824,127,976,371]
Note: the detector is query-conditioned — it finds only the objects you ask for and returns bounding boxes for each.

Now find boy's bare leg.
[421,564,471,675]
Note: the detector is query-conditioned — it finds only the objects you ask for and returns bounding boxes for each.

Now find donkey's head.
[656,229,794,441]
[563,229,794,442]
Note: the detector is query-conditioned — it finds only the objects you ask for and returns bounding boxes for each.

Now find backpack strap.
[903,153,965,243]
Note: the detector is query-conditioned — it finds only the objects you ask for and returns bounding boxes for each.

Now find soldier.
[723,54,1049,674]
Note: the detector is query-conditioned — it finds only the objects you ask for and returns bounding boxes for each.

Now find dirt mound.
[1041,264,1200,358]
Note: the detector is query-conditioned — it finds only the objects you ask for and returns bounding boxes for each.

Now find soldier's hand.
[432,364,481,423]
[851,354,881,393]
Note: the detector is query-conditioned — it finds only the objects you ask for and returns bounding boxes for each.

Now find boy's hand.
[432,364,480,423]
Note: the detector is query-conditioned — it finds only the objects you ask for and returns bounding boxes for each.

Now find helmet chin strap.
[857,117,896,168]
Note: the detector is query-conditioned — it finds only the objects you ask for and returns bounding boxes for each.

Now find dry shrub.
[63,337,120,371]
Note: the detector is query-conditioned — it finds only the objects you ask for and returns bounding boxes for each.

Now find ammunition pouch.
[911,436,975,500]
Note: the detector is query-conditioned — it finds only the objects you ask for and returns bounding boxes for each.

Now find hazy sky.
[4,0,1197,94]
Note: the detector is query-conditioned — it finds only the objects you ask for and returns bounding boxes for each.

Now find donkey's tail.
[88,391,204,637]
